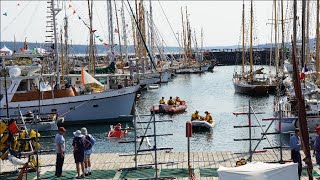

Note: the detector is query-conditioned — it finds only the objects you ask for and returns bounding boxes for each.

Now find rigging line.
[1,1,32,32]
[22,1,41,37]
[93,1,108,41]
[126,0,157,70]
[157,0,181,48]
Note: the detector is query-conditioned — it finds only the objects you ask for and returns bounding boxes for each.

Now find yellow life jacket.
[30,155,41,167]
[29,130,40,139]
[0,134,9,144]
[0,149,9,160]
[192,113,200,119]
[167,99,175,105]
[0,121,7,134]
[159,99,165,104]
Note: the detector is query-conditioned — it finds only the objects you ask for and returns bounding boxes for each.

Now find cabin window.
[17,80,28,91]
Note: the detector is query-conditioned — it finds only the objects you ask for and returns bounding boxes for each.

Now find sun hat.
[73,130,83,137]
[81,127,88,135]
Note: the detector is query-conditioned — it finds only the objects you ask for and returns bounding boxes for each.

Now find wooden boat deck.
[0,150,319,179]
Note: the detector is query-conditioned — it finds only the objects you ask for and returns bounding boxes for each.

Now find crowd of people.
[55,127,95,179]
[191,110,214,124]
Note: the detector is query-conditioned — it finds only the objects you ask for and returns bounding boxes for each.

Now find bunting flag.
[3,13,7,16]
[114,28,119,33]
[69,0,110,47]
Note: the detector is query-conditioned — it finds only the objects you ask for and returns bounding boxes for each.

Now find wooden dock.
[0,150,319,179]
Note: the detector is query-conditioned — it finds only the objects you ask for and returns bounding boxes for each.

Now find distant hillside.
[0,41,183,55]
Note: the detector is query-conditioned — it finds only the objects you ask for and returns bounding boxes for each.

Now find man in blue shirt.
[55,127,66,177]
[289,128,302,178]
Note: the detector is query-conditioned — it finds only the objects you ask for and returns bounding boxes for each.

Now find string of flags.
[68,1,123,47]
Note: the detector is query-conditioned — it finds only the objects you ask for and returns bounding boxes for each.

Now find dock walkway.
[0,150,319,179]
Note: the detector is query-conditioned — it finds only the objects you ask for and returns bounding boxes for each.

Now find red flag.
[300,65,308,80]
[73,10,76,14]
[103,43,109,46]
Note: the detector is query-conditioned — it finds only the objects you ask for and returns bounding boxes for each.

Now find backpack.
[85,134,95,150]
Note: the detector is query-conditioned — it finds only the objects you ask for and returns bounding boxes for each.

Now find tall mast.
[114,0,122,60]
[274,0,279,76]
[87,0,94,74]
[281,0,285,74]
[302,0,306,67]
[242,0,245,75]
[64,3,69,76]
[316,0,320,80]
[60,29,64,80]
[121,0,128,62]
[107,0,115,62]
[306,0,310,66]
[52,0,61,89]
[293,0,297,55]
[249,0,253,74]
[181,7,187,64]
[149,0,154,68]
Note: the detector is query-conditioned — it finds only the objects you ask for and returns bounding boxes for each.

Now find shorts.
[74,152,84,163]
[84,154,91,162]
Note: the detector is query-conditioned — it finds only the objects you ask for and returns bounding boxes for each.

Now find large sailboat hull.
[233,81,268,96]
[1,86,139,124]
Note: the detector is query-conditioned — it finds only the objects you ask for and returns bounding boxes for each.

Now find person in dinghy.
[204,111,214,124]
[191,111,203,121]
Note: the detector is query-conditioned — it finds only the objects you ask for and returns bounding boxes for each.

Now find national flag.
[73,10,76,14]
[300,65,308,80]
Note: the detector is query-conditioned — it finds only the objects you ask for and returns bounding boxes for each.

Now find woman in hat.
[72,130,85,179]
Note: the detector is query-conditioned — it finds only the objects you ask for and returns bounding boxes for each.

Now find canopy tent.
[217,161,298,180]
[0,45,13,56]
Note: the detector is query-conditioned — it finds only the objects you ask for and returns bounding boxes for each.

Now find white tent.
[0,45,13,56]
[217,161,298,180]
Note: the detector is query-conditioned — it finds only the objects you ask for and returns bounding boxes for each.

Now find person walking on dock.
[81,127,95,176]
[72,130,86,179]
[289,128,302,178]
[55,127,66,177]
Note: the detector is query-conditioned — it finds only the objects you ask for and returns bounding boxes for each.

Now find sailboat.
[0,0,139,124]
[233,0,269,96]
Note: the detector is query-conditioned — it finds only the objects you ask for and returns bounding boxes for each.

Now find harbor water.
[43,65,287,154]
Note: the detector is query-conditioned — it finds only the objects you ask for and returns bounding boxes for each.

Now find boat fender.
[0,121,7,134]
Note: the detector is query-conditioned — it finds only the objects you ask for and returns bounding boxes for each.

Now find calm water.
[42,65,289,154]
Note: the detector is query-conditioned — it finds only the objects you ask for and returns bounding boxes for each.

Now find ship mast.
[274,0,279,76]
[107,0,115,63]
[316,0,320,80]
[249,0,253,76]
[121,0,128,63]
[52,0,61,89]
[149,0,154,70]
[87,0,94,75]
[242,0,245,75]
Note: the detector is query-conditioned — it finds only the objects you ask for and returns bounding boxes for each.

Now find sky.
[0,1,313,48]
